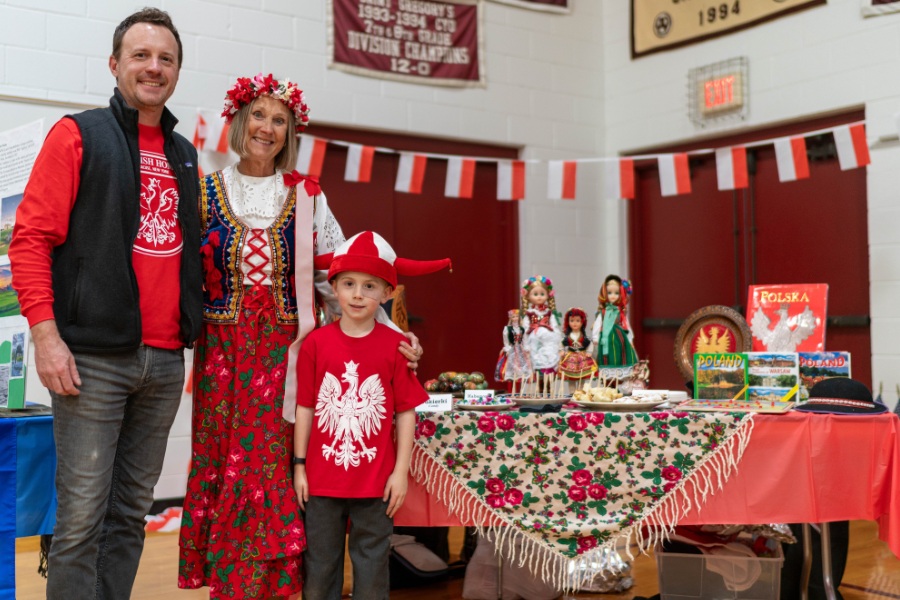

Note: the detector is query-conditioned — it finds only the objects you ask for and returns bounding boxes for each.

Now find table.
[0,414,57,599]
[396,410,900,591]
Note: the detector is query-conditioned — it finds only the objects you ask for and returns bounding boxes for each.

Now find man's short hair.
[112,7,183,67]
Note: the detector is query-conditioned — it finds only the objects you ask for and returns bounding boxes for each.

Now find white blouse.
[222,165,344,288]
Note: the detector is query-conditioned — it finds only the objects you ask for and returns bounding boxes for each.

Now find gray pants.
[47,347,184,600]
[303,496,393,600]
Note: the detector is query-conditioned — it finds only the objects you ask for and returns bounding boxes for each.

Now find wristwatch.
[292,456,306,466]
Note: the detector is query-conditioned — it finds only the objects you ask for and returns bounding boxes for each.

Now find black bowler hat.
[794,377,886,415]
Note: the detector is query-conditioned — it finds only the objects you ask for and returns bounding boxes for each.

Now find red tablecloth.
[396,411,900,558]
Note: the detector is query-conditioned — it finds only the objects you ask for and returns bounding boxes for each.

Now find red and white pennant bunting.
[192,111,230,155]
[344,144,375,182]
[298,136,327,177]
[547,160,577,200]
[833,124,870,170]
[497,160,526,200]
[395,153,427,194]
[774,136,809,182]
[603,158,634,200]
[445,157,476,198]
[658,153,691,197]
[715,146,748,191]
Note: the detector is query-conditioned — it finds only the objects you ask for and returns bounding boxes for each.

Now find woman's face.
[568,315,583,332]
[527,284,548,307]
[241,95,290,171]
[606,281,620,304]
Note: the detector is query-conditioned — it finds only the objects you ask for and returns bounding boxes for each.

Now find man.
[9,8,201,598]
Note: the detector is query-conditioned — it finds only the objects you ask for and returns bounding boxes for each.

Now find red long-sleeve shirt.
[9,118,183,349]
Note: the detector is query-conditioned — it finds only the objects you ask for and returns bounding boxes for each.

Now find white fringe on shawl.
[409,412,755,592]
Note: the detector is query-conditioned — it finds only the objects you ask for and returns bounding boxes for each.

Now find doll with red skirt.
[558,307,598,380]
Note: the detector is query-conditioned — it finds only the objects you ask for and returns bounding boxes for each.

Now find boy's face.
[332,271,392,324]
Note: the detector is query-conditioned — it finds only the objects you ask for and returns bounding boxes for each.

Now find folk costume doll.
[558,307,598,380]
[520,276,564,374]
[591,275,639,366]
[178,74,422,600]
[495,309,533,382]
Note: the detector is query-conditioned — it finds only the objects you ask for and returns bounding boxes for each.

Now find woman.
[178,73,422,599]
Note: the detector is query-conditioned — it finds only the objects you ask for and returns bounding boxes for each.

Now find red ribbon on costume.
[284,170,321,196]
[527,312,552,334]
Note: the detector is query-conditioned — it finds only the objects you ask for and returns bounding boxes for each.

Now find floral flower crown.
[520,275,554,297]
[222,73,310,136]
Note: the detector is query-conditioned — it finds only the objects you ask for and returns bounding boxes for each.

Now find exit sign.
[688,57,748,127]
[700,72,743,116]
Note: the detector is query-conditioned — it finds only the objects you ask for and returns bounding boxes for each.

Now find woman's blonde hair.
[228,98,299,172]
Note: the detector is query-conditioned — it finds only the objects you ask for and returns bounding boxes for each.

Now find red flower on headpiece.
[222,73,310,136]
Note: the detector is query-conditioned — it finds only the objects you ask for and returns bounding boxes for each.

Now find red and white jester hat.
[313,231,451,288]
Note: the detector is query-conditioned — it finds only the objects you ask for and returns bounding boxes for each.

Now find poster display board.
[632,0,825,57]
[329,0,485,87]
[0,121,40,409]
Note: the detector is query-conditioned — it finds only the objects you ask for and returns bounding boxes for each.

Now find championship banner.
[632,0,825,57]
[328,0,485,87]
[488,0,569,13]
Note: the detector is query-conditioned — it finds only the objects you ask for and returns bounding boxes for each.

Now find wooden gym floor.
[14,521,900,598]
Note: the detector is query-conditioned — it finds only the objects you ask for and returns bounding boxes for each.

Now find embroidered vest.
[200,171,310,324]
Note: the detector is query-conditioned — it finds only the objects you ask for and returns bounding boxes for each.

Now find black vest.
[51,89,202,352]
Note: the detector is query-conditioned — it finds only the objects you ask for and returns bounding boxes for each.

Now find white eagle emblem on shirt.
[316,360,387,470]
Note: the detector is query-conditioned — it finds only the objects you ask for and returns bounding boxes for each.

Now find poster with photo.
[0,318,28,408]
[0,257,19,317]
[0,192,22,255]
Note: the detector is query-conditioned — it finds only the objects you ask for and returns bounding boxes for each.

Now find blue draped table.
[0,414,57,599]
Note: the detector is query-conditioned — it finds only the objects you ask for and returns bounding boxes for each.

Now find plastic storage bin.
[655,543,783,600]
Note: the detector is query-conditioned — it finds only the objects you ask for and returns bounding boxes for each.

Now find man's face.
[109,23,180,120]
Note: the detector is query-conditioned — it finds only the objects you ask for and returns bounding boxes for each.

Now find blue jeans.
[46,346,184,600]
[303,496,393,600]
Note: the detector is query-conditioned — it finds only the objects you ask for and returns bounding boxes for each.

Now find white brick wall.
[4,0,898,500]
[599,0,900,407]
[0,1,607,499]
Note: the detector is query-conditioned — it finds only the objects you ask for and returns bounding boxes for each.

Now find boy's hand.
[383,471,409,517]
[293,467,309,511]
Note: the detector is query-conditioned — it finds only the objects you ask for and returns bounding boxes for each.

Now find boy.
[293,231,450,600]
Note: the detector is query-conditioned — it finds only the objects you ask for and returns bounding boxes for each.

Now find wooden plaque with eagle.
[673,305,753,382]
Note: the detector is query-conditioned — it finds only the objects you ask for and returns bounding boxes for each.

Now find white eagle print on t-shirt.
[315,360,387,470]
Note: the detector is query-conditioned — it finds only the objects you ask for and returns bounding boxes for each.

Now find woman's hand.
[399,331,423,371]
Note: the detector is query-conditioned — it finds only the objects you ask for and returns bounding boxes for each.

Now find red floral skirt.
[179,287,306,598]
[558,350,598,380]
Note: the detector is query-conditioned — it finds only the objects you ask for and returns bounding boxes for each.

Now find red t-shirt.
[296,322,428,498]
[134,124,182,348]
[9,119,183,349]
